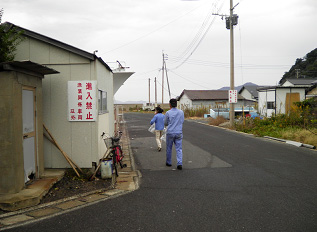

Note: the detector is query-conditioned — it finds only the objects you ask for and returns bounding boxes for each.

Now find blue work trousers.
[166,133,183,166]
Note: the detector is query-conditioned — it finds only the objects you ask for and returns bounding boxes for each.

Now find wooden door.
[22,87,37,182]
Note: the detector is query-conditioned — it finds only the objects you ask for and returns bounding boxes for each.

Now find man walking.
[164,98,184,170]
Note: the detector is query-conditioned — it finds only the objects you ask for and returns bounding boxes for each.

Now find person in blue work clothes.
[150,106,165,151]
[164,98,184,170]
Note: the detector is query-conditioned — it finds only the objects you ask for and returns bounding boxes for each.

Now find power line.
[171,0,226,70]
[99,2,208,55]
[169,70,211,89]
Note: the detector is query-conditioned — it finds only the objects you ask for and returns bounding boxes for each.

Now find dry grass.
[281,128,317,147]
[208,116,228,126]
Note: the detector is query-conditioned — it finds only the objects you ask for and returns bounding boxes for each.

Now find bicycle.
[104,131,127,177]
[90,131,127,181]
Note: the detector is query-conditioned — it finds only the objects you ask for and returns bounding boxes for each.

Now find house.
[306,81,317,98]
[257,78,317,117]
[5,22,134,173]
[238,85,264,104]
[177,89,248,110]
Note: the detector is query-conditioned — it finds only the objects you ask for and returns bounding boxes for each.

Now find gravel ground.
[0,169,112,215]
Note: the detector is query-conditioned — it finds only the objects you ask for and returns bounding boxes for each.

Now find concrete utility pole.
[154,77,157,107]
[229,0,235,127]
[162,52,165,104]
[213,0,239,127]
[148,78,151,104]
[295,69,300,78]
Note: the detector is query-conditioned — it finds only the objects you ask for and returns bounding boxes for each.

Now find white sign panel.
[228,90,237,103]
[68,81,97,121]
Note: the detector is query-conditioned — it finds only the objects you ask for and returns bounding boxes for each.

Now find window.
[267,102,275,109]
[98,90,107,114]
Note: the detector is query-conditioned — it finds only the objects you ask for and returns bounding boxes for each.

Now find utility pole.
[154,77,157,107]
[148,78,151,104]
[162,52,165,104]
[295,69,300,78]
[229,0,235,127]
[164,58,171,99]
[214,1,239,127]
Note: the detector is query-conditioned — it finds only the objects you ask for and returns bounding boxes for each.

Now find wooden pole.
[43,124,82,177]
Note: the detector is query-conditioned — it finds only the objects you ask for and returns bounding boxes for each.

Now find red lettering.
[70,109,75,114]
[78,89,82,94]
[77,83,82,88]
[86,82,92,90]
[78,115,83,120]
[86,102,92,109]
[78,95,82,100]
[86,112,93,120]
[78,109,82,114]
[71,115,76,120]
[86,92,93,100]
[78,102,82,107]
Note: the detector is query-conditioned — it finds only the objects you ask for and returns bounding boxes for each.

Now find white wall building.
[8,22,133,169]
[257,78,316,117]
[178,89,247,110]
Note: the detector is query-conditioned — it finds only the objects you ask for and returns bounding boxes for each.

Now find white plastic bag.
[148,123,155,134]
[160,128,167,142]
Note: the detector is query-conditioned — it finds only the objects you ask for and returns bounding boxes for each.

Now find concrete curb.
[264,136,316,149]
[0,121,140,231]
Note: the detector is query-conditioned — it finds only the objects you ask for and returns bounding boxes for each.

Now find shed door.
[285,93,300,114]
[22,87,37,183]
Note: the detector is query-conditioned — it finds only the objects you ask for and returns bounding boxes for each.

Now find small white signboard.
[228,90,237,103]
[68,81,97,121]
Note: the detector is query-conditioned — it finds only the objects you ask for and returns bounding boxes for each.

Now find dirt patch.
[40,169,112,204]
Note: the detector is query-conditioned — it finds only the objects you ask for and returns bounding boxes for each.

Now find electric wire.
[99,2,208,55]
[171,0,226,70]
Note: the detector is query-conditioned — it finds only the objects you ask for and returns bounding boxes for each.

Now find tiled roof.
[285,78,317,85]
[179,90,244,100]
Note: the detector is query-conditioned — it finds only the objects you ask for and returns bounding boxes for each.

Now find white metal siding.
[15,38,114,168]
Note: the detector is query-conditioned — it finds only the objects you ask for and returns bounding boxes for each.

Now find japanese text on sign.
[228,90,237,103]
[68,81,97,121]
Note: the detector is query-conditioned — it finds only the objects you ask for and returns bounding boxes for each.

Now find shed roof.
[0,60,59,76]
[3,22,112,72]
[179,89,244,100]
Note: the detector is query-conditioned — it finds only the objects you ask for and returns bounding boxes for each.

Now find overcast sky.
[2,0,317,103]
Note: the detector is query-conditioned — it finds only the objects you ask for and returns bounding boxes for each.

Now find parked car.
[142,103,155,111]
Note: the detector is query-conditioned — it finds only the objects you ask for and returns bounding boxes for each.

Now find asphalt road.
[8,112,317,232]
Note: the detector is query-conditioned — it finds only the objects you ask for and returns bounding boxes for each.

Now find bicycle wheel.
[112,150,118,177]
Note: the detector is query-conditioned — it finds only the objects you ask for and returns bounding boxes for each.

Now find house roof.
[179,89,244,100]
[3,22,112,72]
[238,85,265,99]
[280,78,317,86]
[0,60,59,76]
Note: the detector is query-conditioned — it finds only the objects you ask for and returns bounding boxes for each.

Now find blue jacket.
[164,108,184,134]
[150,113,165,130]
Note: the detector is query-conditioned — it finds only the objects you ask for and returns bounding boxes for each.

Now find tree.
[0,9,24,62]
[279,48,317,84]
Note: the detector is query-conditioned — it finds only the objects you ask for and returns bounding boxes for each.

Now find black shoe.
[166,162,172,167]
[177,165,182,170]
[158,147,161,152]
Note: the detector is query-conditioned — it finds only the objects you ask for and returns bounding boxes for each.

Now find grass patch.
[208,116,228,126]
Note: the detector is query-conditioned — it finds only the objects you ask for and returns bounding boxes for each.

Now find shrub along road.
[6,112,317,232]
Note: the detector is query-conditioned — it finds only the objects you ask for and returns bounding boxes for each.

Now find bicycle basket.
[104,137,112,149]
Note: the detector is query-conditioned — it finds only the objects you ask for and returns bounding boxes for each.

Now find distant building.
[257,78,317,117]
[239,85,263,103]
[177,89,251,110]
